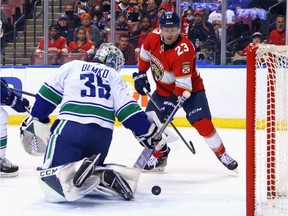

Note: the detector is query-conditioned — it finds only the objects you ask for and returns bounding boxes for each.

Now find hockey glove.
[132,72,151,95]
[134,123,164,149]
[162,93,179,117]
[4,92,30,113]
[21,116,50,130]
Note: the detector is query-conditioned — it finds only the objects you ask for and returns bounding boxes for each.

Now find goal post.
[246,44,288,216]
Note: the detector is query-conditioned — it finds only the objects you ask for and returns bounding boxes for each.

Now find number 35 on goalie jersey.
[31,60,143,130]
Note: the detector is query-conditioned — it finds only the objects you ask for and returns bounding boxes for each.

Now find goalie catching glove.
[20,116,51,156]
[134,123,165,150]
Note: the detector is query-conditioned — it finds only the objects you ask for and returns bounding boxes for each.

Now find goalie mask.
[93,43,125,72]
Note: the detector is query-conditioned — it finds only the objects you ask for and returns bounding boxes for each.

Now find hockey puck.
[151,185,161,195]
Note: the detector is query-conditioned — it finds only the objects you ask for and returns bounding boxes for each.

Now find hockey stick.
[143,88,196,154]
[9,87,36,97]
[133,91,191,169]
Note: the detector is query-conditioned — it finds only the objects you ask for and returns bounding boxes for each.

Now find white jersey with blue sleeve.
[31,60,146,131]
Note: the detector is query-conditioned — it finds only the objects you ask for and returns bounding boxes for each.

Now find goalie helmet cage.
[246,44,288,216]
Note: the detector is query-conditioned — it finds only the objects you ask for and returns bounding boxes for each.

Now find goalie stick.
[0,79,36,98]
[143,88,196,154]
[133,91,191,169]
[9,87,36,97]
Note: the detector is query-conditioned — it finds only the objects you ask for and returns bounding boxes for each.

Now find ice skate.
[0,158,19,177]
[143,147,170,172]
[101,169,134,200]
[217,152,238,173]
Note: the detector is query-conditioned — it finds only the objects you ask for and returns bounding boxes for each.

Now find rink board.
[0,65,246,128]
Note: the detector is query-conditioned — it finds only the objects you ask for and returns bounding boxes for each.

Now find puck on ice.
[152,185,161,195]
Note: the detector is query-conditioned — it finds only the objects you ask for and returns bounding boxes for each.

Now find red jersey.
[268,29,286,45]
[37,36,67,52]
[138,28,204,97]
[181,17,192,37]
[137,31,148,49]
[67,40,94,53]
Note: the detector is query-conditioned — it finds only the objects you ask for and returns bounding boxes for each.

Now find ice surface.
[1,126,246,216]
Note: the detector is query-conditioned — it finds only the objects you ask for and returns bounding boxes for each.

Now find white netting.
[254,44,288,216]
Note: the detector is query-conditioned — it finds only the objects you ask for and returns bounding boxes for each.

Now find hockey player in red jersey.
[133,11,238,172]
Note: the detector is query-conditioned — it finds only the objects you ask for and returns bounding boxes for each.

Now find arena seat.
[59,53,88,65]
[4,0,25,14]
[106,31,127,44]
[1,4,16,24]
[30,53,59,65]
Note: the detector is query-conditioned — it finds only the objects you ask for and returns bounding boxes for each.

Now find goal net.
[246,44,288,216]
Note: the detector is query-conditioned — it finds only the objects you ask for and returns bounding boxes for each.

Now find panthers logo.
[150,55,164,81]
[151,62,163,81]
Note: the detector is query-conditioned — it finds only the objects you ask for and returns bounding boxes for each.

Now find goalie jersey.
[31,60,150,135]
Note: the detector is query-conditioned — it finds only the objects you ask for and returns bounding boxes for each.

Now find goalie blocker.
[36,154,141,202]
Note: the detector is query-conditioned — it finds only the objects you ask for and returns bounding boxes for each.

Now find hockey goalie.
[22,43,177,202]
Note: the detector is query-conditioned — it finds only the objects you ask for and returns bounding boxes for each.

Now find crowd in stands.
[0,0,287,65]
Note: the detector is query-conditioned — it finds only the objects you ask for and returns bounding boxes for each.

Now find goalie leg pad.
[73,154,100,188]
[56,156,100,201]
[36,156,101,202]
[104,164,141,194]
[92,164,139,200]
[36,166,67,202]
[101,169,134,201]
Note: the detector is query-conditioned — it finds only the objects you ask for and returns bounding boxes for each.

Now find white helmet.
[93,43,125,72]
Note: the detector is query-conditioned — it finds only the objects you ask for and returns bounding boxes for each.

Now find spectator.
[268,15,286,45]
[233,31,264,63]
[181,7,194,37]
[73,0,91,14]
[89,2,108,36]
[117,33,137,65]
[57,14,74,46]
[208,6,236,40]
[130,16,153,49]
[65,3,82,29]
[0,9,13,51]
[208,6,235,27]
[68,26,95,61]
[115,13,132,37]
[187,9,217,52]
[74,13,103,49]
[35,24,68,54]
[145,0,159,28]
[130,5,141,22]
[242,32,263,55]
[115,0,134,21]
[154,7,167,28]
[101,0,111,12]
[159,0,176,11]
